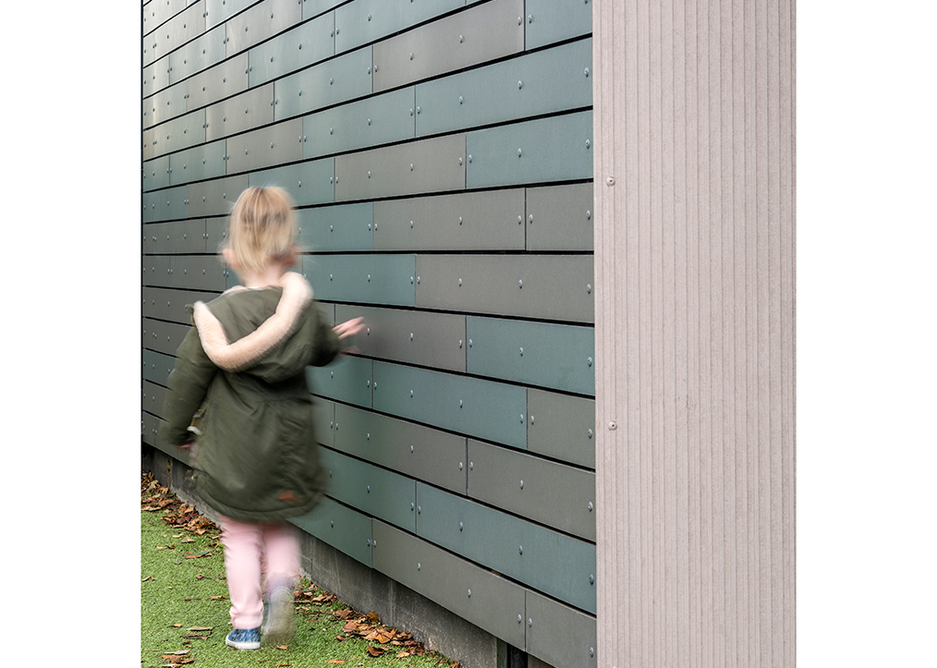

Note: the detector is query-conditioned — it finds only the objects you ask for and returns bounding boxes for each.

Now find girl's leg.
[219,515,264,630]
[260,521,300,640]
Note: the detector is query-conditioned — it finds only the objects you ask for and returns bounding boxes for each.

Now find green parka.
[158,271,341,521]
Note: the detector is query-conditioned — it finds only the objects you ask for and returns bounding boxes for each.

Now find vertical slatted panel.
[592,1,794,667]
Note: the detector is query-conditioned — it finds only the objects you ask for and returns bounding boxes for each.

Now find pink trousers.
[218,515,300,629]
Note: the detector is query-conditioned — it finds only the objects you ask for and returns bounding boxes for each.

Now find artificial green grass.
[141,472,460,668]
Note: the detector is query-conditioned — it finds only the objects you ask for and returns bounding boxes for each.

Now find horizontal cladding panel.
[224,0,304,56]
[289,496,373,567]
[415,38,592,137]
[526,389,595,469]
[332,403,467,494]
[143,413,191,464]
[526,590,597,668]
[142,380,169,419]
[224,118,305,173]
[303,0,346,21]
[334,0,464,54]
[169,140,228,186]
[334,134,466,201]
[187,175,250,218]
[319,448,417,532]
[143,287,219,323]
[297,202,373,251]
[371,361,527,450]
[249,158,335,207]
[205,83,275,141]
[416,483,596,613]
[143,110,207,160]
[143,155,171,191]
[169,255,228,291]
[142,255,171,287]
[184,52,250,110]
[372,521,526,648]
[302,254,416,307]
[306,355,373,407]
[415,254,594,323]
[313,398,335,448]
[156,2,207,62]
[524,0,593,50]
[143,349,177,387]
[335,305,466,372]
[143,186,188,223]
[144,84,187,129]
[143,317,192,357]
[372,189,525,251]
[205,0,259,29]
[274,47,373,120]
[466,111,594,189]
[467,439,596,541]
[143,0,188,38]
[143,57,171,98]
[169,25,229,86]
[466,316,595,395]
[526,182,594,251]
[143,219,207,255]
[248,11,335,86]
[302,87,415,159]
[372,0,524,92]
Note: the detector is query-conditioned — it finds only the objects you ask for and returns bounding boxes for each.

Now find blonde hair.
[225,187,297,275]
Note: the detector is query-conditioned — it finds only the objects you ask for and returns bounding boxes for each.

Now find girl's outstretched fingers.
[333,316,365,340]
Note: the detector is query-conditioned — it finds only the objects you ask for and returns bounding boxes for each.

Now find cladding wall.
[142,1,596,666]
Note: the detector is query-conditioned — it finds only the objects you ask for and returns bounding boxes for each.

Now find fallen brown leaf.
[327,661,345,665]
[366,646,384,657]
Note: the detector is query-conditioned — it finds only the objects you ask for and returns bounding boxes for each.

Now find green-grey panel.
[142,317,192,356]
[313,398,335,448]
[371,362,527,450]
[249,12,334,86]
[319,448,417,532]
[333,403,467,494]
[143,186,188,223]
[142,255,172,288]
[415,38,592,137]
[526,182,594,251]
[306,355,372,407]
[466,317,595,395]
[334,134,465,201]
[143,0,187,38]
[185,53,250,110]
[466,111,593,189]
[289,496,373,567]
[467,440,595,541]
[144,83,187,129]
[143,287,219,323]
[372,0,524,93]
[205,83,275,141]
[371,521,526,648]
[224,0,304,56]
[169,26,229,85]
[206,0,258,29]
[225,118,305,174]
[334,0,463,54]
[206,216,227,252]
[187,175,249,218]
[415,255,594,323]
[335,305,465,372]
[525,591,597,668]
[303,0,346,21]
[169,140,227,186]
[144,110,207,160]
[143,58,170,99]
[143,349,177,387]
[372,189,525,251]
[249,158,335,207]
[274,47,372,120]
[301,254,416,307]
[297,203,372,252]
[526,389,595,469]
[160,3,206,66]
[302,87,415,159]
[142,380,168,420]
[525,0,593,50]
[416,484,597,613]
[143,156,171,191]
[170,255,227,291]
[144,412,186,461]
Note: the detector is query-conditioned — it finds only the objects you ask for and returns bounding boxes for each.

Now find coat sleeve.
[307,300,342,368]
[157,325,218,449]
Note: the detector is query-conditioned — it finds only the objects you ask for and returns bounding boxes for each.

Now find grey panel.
[334,0,463,54]
[205,0,259,29]
[332,403,467,494]
[225,118,304,174]
[467,440,596,541]
[275,47,372,121]
[206,216,228,252]
[143,287,218,323]
[371,362,527,450]
[143,110,207,160]
[143,156,171,191]
[526,389,595,469]
[313,398,334,448]
[466,111,593,189]
[158,2,206,62]
[169,140,227,186]
[415,254,595,323]
[305,355,373,407]
[185,52,249,110]
[415,38,592,137]
[334,134,465,201]
[334,305,465,372]
[142,380,169,419]
[143,349,177,387]
[416,484,597,613]
[372,521,526,648]
[144,84,187,128]
[372,0,524,92]
[525,591,597,668]
[302,0,345,21]
[205,83,275,140]
[301,254,416,307]
[525,0,593,50]
[170,26,229,85]
[248,11,334,86]
[319,448,417,532]
[143,186,188,223]
[143,0,188,38]
[142,317,192,356]
[302,87,414,159]
[187,175,249,218]
[289,496,373,567]
[526,182,594,251]
[372,189,525,251]
[249,158,335,207]
[466,316,595,395]
[143,255,172,288]
[297,203,372,252]
[225,0,304,56]
[170,255,228,291]
[143,58,170,98]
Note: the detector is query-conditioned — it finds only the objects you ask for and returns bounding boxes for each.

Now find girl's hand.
[333,317,365,340]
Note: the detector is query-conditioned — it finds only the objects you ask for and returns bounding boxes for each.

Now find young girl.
[159,186,363,650]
